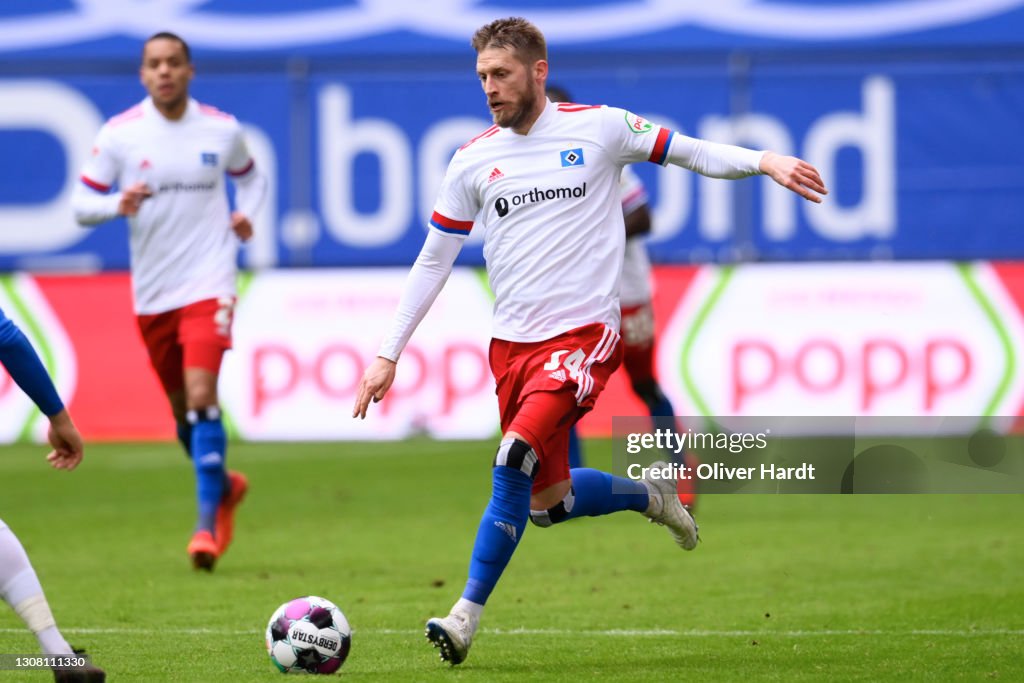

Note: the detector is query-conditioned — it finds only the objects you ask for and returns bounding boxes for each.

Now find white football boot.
[642,461,699,550]
[425,609,478,665]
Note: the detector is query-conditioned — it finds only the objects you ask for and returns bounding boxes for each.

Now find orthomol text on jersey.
[157,180,217,194]
[494,182,587,218]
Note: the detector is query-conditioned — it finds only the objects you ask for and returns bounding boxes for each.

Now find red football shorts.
[489,323,622,492]
[620,302,656,385]
[136,297,235,395]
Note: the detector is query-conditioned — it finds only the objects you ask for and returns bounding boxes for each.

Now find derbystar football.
[265,596,351,674]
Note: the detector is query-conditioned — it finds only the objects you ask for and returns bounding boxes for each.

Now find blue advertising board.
[1,1,1023,269]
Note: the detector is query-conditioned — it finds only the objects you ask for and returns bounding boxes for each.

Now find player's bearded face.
[478,48,542,131]
[140,38,194,112]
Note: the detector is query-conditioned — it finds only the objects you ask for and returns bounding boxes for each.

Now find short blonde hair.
[471,17,547,65]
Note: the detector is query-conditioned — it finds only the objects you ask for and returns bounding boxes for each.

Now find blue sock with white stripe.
[189,407,227,533]
[462,439,534,605]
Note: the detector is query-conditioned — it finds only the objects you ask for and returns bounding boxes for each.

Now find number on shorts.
[214,297,235,337]
[543,348,586,380]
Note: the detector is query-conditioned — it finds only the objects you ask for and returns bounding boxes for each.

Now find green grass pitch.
[0,438,1021,681]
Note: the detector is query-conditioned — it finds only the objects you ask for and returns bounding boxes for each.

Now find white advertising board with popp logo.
[661,262,1024,431]
[219,269,498,440]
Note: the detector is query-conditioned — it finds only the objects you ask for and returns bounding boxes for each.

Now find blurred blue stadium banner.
[1,0,1023,269]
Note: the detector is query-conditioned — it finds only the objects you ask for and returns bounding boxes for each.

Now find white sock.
[0,521,73,656]
[453,597,484,622]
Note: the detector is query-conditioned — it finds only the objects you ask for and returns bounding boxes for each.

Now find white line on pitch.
[1,628,1021,637]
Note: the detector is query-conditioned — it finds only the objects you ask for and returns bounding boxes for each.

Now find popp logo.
[731,337,972,413]
[218,268,498,440]
[249,341,489,420]
[665,262,1022,420]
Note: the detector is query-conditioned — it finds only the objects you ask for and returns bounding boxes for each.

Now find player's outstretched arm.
[45,409,84,471]
[759,151,828,203]
[353,357,397,419]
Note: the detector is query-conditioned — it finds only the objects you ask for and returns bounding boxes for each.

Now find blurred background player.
[354,17,826,666]
[0,306,106,682]
[70,32,266,571]
[548,84,698,508]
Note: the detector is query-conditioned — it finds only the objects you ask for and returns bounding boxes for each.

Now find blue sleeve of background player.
[0,306,65,417]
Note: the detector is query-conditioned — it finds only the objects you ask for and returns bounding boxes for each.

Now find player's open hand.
[759,152,828,203]
[231,211,254,242]
[118,181,153,216]
[353,357,398,419]
[45,409,84,471]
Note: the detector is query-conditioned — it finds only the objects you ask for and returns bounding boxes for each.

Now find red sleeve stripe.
[647,128,675,166]
[556,103,601,112]
[429,211,473,234]
[80,175,111,193]
[459,125,500,151]
[227,159,255,177]
[108,105,143,127]
[199,103,233,120]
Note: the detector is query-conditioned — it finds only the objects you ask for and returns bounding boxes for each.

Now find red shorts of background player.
[136,297,235,396]
[489,323,623,493]
[619,302,656,385]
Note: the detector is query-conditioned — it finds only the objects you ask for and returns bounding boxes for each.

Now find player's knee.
[529,486,575,527]
[187,390,218,411]
[492,437,539,480]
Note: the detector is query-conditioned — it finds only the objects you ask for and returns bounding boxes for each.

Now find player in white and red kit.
[549,81,698,503]
[353,17,827,665]
[71,32,266,571]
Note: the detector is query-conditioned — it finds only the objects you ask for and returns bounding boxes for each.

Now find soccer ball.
[265,596,351,674]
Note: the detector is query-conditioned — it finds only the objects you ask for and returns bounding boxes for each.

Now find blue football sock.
[189,410,227,533]
[567,426,583,469]
[176,421,193,458]
[650,392,676,419]
[645,391,682,464]
[461,465,532,606]
[561,467,649,520]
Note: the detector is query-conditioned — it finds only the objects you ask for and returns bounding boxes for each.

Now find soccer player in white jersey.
[71,32,267,571]
[548,83,699,507]
[353,17,827,665]
[0,307,106,681]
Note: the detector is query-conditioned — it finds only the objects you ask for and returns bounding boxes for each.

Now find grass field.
[0,438,1021,681]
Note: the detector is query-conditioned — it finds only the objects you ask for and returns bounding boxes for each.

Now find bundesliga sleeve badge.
[625,112,654,134]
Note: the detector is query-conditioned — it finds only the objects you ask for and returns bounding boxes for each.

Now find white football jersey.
[618,165,654,307]
[430,100,675,342]
[80,98,256,314]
